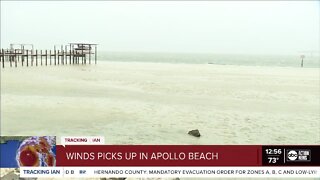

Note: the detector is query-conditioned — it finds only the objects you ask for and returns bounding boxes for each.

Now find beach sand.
[1,61,319,180]
[1,61,319,145]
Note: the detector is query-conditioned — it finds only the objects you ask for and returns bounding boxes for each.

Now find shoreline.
[1,60,320,70]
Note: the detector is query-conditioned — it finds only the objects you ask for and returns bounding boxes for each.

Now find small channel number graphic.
[286,149,311,162]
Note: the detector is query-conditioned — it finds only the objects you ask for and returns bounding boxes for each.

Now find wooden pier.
[0,43,98,68]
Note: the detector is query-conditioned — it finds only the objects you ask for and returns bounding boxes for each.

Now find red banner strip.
[56,145,262,166]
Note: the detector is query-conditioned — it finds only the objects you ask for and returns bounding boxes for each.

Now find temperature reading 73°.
[268,157,280,164]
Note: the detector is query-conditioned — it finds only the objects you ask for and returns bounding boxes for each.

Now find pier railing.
[0,43,97,68]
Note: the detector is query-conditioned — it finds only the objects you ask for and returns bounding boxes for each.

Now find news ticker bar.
[56,145,320,166]
[20,167,320,178]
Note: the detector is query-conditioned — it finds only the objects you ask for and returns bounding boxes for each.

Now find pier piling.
[0,43,98,68]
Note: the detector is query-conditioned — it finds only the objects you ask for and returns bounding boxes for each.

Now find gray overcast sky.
[1,1,319,55]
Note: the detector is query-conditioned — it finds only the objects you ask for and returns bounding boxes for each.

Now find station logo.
[286,149,311,162]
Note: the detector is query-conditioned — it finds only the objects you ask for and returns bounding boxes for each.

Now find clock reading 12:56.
[265,149,282,155]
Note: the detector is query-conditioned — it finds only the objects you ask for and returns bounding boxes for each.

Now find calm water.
[99,52,320,68]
